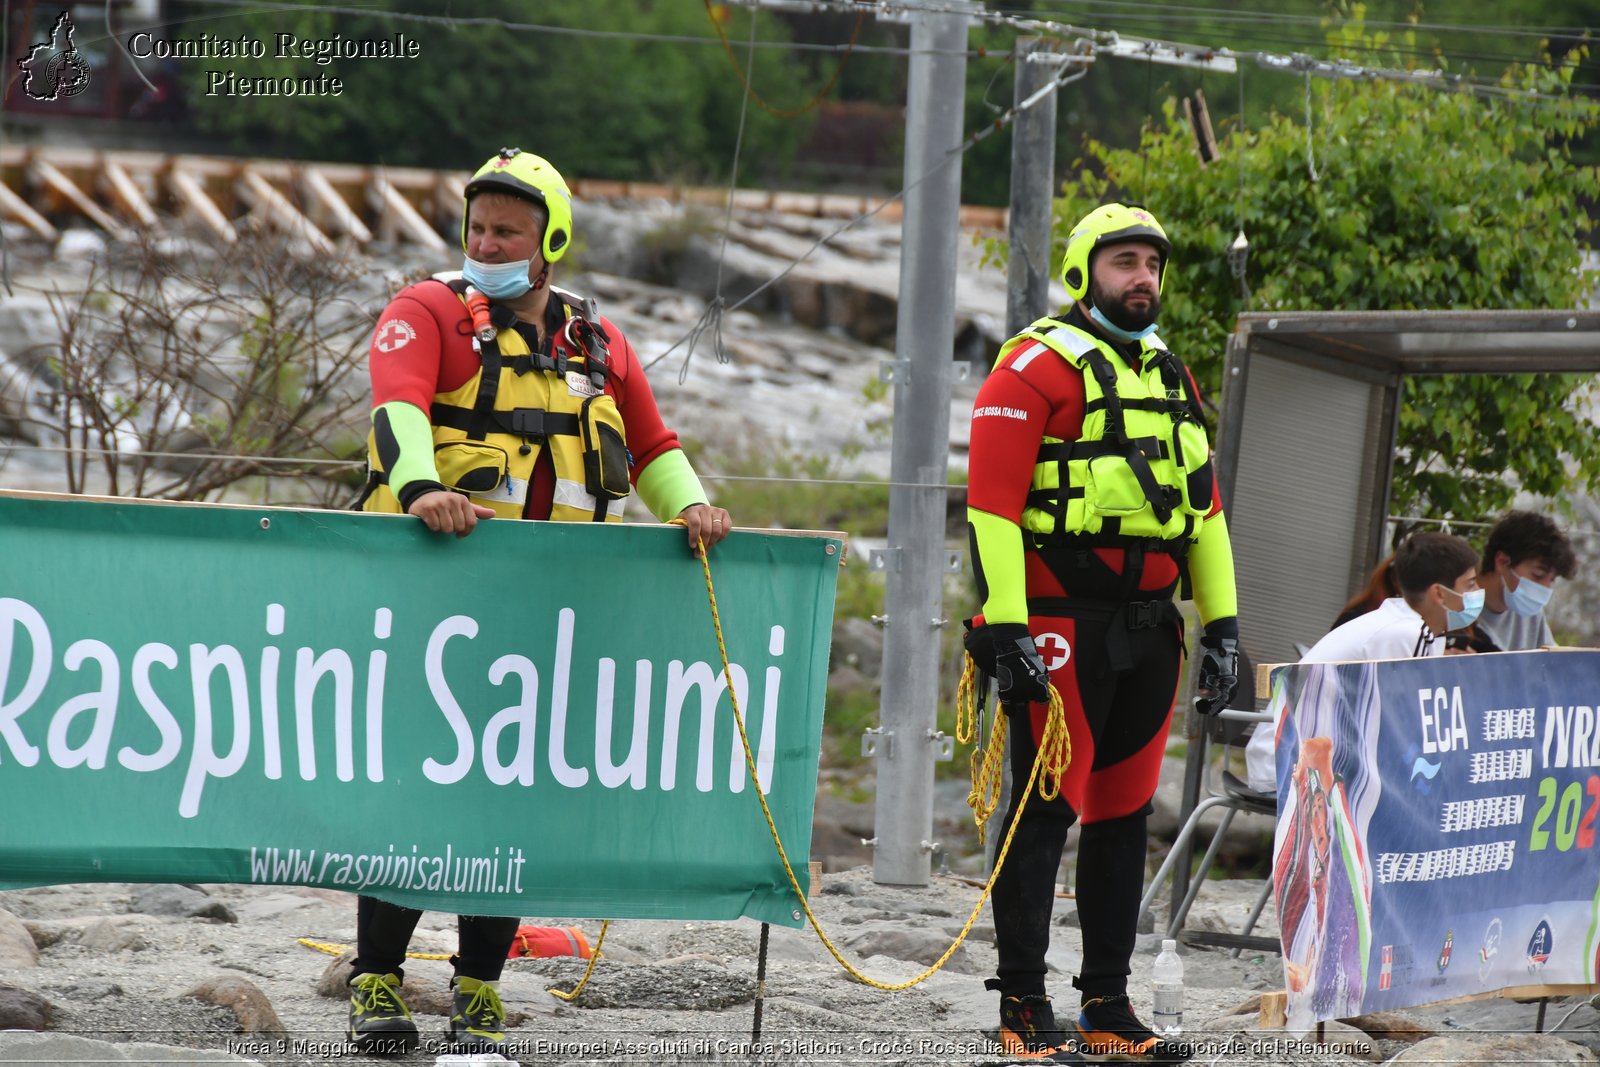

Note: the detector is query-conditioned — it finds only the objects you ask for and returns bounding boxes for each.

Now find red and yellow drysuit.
[359,276,707,524]
[967,304,1238,1003]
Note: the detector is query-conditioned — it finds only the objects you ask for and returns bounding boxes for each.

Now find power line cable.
[110,0,1597,103]
[0,442,969,491]
[671,1,763,386]
[161,0,970,57]
[784,0,1599,103]
[706,0,869,116]
[1012,0,1596,41]
[643,52,1092,376]
[126,0,1600,103]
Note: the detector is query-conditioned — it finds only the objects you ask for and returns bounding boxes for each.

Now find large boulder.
[0,908,38,969]
[182,976,287,1038]
[0,982,51,1031]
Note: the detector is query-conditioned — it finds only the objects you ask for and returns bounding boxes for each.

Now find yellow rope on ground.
[546,919,610,1001]
[296,938,451,961]
[684,528,1072,991]
[297,929,611,995]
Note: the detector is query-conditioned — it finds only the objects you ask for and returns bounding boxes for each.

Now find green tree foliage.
[966,0,1598,205]
[171,1,814,185]
[1044,37,1598,525]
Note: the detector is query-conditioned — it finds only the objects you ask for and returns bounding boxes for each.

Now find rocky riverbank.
[1,871,1596,1066]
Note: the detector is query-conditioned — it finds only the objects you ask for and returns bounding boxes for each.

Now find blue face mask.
[462,256,534,301]
[1504,567,1554,616]
[1440,585,1485,632]
[1089,305,1159,343]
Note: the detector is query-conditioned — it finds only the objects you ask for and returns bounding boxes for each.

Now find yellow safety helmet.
[1058,203,1172,302]
[461,147,573,263]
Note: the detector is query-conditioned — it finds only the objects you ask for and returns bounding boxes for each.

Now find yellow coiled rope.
[682,527,1074,989]
[956,657,1073,842]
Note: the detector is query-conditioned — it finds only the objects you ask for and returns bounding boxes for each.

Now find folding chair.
[1138,682,1280,954]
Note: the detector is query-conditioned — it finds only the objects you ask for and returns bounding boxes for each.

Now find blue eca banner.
[1269,652,1600,1029]
[0,491,841,927]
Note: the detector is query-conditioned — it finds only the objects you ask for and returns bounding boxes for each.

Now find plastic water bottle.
[1152,938,1184,1034]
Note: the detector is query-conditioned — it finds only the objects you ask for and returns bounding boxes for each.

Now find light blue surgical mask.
[1504,567,1554,616]
[1440,585,1485,632]
[462,256,534,301]
[1089,305,1159,343]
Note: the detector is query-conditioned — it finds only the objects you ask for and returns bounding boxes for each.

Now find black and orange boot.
[1075,993,1192,1063]
[991,991,1086,1065]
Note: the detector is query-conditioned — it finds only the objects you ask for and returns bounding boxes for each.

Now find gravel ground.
[5,872,1597,1066]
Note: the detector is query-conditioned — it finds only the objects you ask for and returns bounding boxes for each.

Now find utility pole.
[871,0,976,888]
[981,36,1063,868]
[1004,37,1060,339]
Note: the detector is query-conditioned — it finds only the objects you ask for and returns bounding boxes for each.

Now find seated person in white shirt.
[1465,510,1576,653]
[1245,532,1481,791]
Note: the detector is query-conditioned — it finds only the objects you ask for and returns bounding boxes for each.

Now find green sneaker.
[448,976,508,1053]
[347,971,419,1054]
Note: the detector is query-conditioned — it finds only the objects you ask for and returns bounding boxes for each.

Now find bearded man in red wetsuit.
[963,203,1240,1065]
[349,148,731,1055]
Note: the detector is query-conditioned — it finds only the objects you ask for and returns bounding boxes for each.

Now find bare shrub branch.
[13,233,374,508]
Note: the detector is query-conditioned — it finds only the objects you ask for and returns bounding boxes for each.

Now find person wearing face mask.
[1244,532,1482,792]
[348,148,731,1055]
[1466,510,1576,653]
[963,203,1240,1065]
[358,147,729,551]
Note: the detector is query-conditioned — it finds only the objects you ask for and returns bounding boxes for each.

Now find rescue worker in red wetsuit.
[348,148,731,1055]
[963,203,1239,1065]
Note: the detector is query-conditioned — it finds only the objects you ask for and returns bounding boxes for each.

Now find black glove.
[1194,625,1240,716]
[964,621,1051,708]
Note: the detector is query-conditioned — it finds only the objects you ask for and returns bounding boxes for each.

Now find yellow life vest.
[1000,317,1213,545]
[362,285,630,522]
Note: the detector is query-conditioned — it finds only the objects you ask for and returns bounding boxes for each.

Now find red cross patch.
[1035,631,1071,672]
[373,319,416,354]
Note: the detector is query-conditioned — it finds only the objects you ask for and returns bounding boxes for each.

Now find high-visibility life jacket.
[1000,317,1214,546]
[362,282,630,522]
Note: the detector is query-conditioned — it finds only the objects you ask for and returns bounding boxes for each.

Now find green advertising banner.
[0,491,841,927]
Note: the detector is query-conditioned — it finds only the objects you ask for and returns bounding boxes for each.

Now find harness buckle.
[509,408,548,438]
[1126,600,1163,630]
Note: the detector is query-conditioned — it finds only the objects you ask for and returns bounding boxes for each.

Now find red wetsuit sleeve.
[604,319,683,477]
[966,342,1081,522]
[368,283,479,409]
